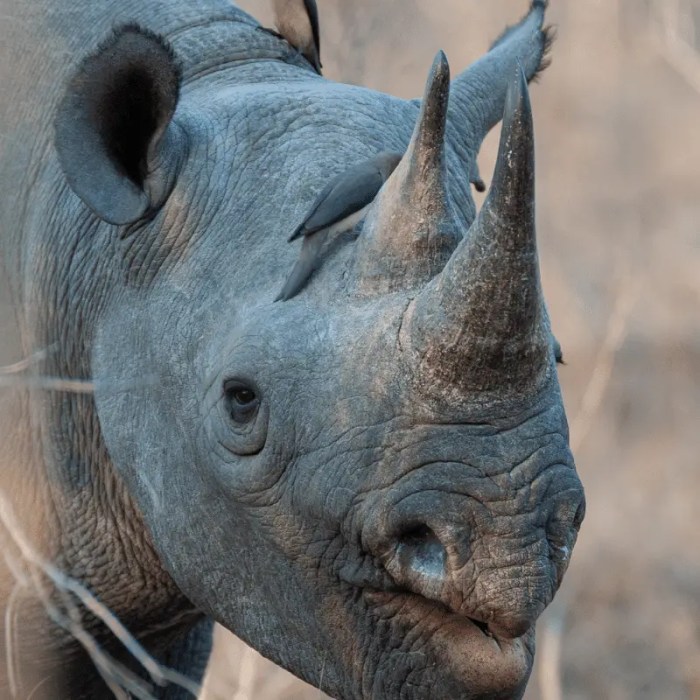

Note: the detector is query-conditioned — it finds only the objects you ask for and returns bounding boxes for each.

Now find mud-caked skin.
[0,0,584,698]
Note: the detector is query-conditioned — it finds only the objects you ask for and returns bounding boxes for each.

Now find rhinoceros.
[0,0,585,698]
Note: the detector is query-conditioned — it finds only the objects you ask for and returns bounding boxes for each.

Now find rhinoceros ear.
[54,25,183,226]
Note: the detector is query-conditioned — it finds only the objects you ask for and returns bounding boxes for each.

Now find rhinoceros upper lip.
[338,568,517,647]
[336,552,530,646]
[361,586,509,644]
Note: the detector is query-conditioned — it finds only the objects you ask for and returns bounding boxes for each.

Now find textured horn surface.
[352,51,461,295]
[407,65,550,395]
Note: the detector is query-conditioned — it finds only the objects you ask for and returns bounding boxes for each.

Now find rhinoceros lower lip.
[359,586,527,650]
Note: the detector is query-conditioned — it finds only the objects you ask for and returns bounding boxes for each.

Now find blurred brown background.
[202,1,700,698]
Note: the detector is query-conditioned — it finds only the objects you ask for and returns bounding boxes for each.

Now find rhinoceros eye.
[223,379,260,424]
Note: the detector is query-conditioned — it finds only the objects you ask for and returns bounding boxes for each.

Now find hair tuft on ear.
[489,0,554,81]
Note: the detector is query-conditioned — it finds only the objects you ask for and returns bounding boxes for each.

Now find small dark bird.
[276,151,404,301]
[272,0,322,74]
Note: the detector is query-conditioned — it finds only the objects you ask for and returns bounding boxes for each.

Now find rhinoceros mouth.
[337,552,533,652]
[360,586,524,648]
[338,556,528,647]
[346,585,534,698]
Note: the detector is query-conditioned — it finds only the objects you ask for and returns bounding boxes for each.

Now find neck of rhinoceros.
[0,0,299,695]
[0,294,202,697]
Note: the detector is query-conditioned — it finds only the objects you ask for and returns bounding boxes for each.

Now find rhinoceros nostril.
[470,618,493,638]
[395,524,446,579]
[397,523,434,547]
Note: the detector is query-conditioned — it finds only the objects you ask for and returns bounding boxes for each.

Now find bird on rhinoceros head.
[277,150,403,301]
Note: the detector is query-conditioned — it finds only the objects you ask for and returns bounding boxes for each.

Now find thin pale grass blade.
[0,492,202,698]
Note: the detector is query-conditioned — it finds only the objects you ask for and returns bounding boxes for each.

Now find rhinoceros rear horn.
[351,51,461,294]
[408,65,550,393]
[55,25,183,226]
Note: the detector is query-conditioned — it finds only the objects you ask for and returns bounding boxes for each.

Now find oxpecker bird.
[276,151,403,301]
[272,0,322,74]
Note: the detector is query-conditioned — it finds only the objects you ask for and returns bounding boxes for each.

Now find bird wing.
[276,228,327,301]
[288,161,384,241]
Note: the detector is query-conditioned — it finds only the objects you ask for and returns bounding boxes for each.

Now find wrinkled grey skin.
[0,1,584,698]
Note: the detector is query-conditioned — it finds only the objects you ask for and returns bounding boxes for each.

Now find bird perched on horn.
[276,151,403,301]
[272,0,322,74]
[348,50,463,295]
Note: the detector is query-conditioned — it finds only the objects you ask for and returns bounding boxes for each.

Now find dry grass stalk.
[0,347,156,395]
[538,255,640,700]
[0,375,96,393]
[569,266,640,454]
[0,347,53,376]
[0,490,202,698]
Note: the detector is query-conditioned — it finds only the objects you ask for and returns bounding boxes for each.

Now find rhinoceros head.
[55,3,584,698]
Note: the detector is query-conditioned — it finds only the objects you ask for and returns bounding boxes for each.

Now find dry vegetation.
[203,1,700,698]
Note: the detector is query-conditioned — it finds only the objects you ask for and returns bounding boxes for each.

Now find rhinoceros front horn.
[352,51,461,294]
[406,65,550,394]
